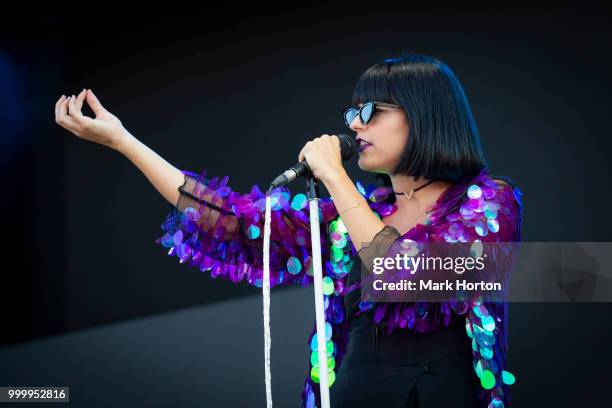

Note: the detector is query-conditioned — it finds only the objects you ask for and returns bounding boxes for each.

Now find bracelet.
[338,200,361,216]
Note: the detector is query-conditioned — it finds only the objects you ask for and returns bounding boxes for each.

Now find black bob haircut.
[352,53,488,185]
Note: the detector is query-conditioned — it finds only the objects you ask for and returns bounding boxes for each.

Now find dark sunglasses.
[342,101,402,129]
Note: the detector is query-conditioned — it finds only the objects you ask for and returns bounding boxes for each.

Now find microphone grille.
[337,133,357,161]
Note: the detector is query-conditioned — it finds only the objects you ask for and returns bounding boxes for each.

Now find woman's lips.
[358,142,372,152]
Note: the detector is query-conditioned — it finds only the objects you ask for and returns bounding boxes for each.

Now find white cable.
[263,195,273,408]
[309,198,331,408]
[262,193,330,407]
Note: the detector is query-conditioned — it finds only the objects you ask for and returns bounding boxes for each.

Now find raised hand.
[55,89,127,151]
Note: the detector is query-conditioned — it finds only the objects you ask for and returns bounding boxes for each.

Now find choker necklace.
[394,180,436,200]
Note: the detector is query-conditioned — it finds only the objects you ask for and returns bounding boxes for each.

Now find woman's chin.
[357,156,376,172]
[358,157,391,174]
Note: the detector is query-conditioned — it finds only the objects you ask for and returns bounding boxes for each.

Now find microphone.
[268,134,357,190]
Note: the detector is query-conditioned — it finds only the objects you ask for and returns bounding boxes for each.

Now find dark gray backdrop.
[1,2,610,406]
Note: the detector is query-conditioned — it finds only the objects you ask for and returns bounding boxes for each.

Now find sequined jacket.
[155,167,523,407]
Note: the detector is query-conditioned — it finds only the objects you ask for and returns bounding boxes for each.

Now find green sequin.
[310,366,319,382]
[328,356,335,370]
[311,352,335,371]
[310,365,335,385]
[328,370,336,387]
[326,340,334,354]
[311,350,318,366]
[331,247,344,262]
[329,220,338,233]
[322,276,335,295]
[480,369,496,389]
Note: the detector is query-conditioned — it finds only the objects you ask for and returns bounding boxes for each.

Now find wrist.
[114,129,134,154]
[321,167,350,191]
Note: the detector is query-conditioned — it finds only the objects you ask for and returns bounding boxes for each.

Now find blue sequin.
[501,370,516,385]
[481,315,496,332]
[480,346,493,360]
[291,193,308,211]
[475,220,488,237]
[287,256,302,275]
[325,322,332,341]
[356,181,366,196]
[246,224,260,239]
[468,184,482,199]
[489,398,504,408]
[487,219,500,233]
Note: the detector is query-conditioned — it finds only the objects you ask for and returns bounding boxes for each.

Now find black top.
[344,225,402,326]
[342,224,470,341]
[331,228,477,407]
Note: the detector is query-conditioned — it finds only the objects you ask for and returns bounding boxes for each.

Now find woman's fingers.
[74,89,86,112]
[59,97,71,118]
[67,91,87,125]
[86,89,106,116]
[298,140,312,162]
[54,95,65,120]
[56,96,78,131]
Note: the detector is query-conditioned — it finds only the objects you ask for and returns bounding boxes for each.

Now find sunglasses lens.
[343,109,358,128]
[360,102,374,124]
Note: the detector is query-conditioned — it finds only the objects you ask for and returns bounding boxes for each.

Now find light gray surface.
[0,286,316,407]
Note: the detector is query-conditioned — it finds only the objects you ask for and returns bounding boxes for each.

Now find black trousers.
[329,313,479,408]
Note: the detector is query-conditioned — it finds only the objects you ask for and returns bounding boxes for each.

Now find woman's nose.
[350,116,365,131]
